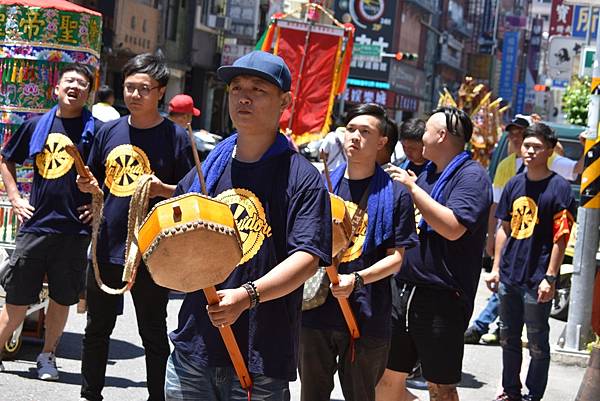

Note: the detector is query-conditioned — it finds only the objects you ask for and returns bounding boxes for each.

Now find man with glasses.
[0,64,102,380]
[485,123,575,401]
[464,114,585,346]
[76,53,194,401]
[382,107,492,401]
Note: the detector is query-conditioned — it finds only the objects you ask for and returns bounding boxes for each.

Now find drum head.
[145,228,242,293]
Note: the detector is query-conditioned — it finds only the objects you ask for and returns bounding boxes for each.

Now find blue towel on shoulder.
[29,105,95,158]
[418,150,471,233]
[187,132,291,195]
[329,163,394,255]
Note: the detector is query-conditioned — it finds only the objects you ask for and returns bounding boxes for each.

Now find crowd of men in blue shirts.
[0,50,575,401]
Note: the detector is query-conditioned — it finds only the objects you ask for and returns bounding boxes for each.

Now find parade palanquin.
[438,76,509,167]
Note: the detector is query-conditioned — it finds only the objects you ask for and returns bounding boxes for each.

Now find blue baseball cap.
[217,51,292,92]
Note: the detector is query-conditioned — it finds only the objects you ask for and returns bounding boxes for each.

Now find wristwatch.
[353,272,364,290]
[544,274,558,284]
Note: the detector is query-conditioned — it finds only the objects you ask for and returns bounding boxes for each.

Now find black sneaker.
[494,393,522,401]
[464,326,482,344]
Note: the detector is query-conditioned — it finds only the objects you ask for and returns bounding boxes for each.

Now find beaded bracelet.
[242,281,260,309]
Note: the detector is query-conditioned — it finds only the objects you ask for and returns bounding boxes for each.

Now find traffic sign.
[548,36,586,79]
[580,46,596,76]
[352,44,381,63]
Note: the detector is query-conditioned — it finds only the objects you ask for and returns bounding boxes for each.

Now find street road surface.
[0,277,586,401]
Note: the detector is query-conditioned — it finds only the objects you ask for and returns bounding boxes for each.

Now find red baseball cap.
[168,94,201,116]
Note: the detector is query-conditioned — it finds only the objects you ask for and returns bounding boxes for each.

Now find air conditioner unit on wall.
[207,14,231,31]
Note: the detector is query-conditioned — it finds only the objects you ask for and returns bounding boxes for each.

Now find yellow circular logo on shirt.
[340,201,368,263]
[35,133,75,180]
[216,188,272,266]
[104,144,152,197]
[510,196,539,239]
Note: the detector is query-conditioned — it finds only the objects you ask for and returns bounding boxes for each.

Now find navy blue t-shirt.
[86,116,193,264]
[302,176,417,339]
[397,160,492,319]
[169,150,332,382]
[402,160,427,178]
[496,172,575,289]
[1,115,102,235]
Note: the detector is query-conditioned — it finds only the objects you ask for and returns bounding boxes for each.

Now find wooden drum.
[137,192,243,293]
[330,193,352,257]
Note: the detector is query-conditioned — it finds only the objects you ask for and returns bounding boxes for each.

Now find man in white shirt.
[91,85,120,122]
[319,126,347,170]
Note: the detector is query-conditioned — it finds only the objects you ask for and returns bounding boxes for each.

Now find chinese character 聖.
[59,15,79,44]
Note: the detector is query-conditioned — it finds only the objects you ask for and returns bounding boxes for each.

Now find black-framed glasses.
[124,83,160,97]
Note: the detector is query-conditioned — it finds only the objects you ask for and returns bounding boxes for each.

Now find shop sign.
[335,0,395,81]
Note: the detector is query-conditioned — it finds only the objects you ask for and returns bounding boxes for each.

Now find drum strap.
[339,182,371,260]
[88,175,153,295]
[65,144,143,296]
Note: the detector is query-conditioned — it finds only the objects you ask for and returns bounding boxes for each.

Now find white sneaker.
[36,352,59,381]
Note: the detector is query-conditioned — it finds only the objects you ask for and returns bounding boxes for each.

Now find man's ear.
[437,128,448,144]
[54,83,60,98]
[280,91,292,111]
[377,134,389,151]
[158,86,167,101]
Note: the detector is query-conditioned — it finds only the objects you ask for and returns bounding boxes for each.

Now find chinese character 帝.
[19,9,45,40]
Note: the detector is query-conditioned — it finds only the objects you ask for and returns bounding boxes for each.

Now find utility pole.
[562,1,600,353]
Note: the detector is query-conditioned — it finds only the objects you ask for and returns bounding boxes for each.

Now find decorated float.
[0,0,102,245]
[438,76,509,167]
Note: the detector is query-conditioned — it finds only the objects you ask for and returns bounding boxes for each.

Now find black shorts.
[1,232,90,306]
[387,280,467,385]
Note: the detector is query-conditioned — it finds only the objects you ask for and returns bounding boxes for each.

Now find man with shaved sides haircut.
[380,107,492,401]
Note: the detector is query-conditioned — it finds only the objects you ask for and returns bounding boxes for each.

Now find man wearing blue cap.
[165,51,332,400]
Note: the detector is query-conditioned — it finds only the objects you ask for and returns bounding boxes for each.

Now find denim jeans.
[472,292,500,334]
[165,348,290,401]
[498,282,551,401]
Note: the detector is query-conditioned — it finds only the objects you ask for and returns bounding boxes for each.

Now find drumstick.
[321,155,361,340]
[65,144,90,177]
[65,144,103,196]
[204,287,253,389]
[326,260,360,339]
[186,125,207,195]
[321,154,333,193]
[185,124,253,390]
